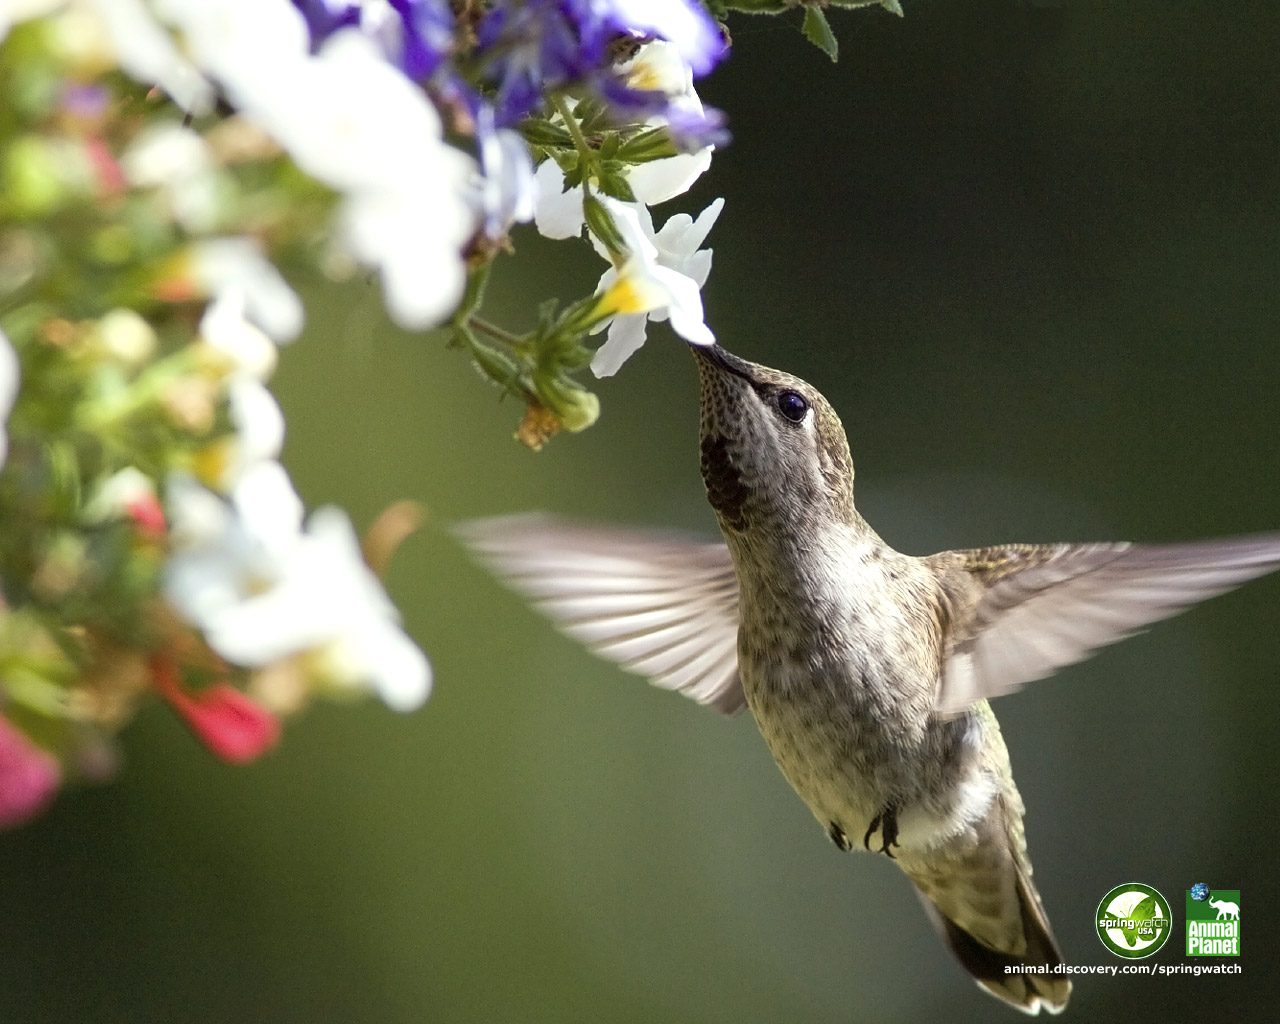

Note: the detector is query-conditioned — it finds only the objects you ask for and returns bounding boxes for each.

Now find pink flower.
[0,714,61,830]
[126,493,168,539]
[152,656,279,764]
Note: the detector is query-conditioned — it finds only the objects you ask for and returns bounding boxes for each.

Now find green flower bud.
[540,376,600,433]
[583,195,628,261]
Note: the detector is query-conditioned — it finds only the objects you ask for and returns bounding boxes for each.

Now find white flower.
[202,377,286,491]
[589,198,721,376]
[338,184,472,329]
[0,328,19,469]
[188,291,285,492]
[165,463,297,623]
[198,288,278,381]
[154,9,477,330]
[624,146,712,210]
[121,121,222,232]
[252,506,432,712]
[219,27,441,193]
[532,43,714,241]
[187,238,304,342]
[476,113,536,239]
[227,378,285,461]
[153,0,310,109]
[307,32,475,328]
[616,41,715,205]
[166,470,245,549]
[533,155,713,242]
[42,0,475,332]
[87,0,214,113]
[532,159,588,241]
[164,464,431,711]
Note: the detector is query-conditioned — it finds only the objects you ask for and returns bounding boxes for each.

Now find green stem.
[552,93,594,165]
[456,260,492,321]
[467,317,524,348]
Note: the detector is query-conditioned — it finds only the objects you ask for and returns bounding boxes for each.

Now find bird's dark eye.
[776,390,809,423]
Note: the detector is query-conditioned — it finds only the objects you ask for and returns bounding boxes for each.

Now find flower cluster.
[0,0,903,825]
[279,0,732,442]
[0,6,437,826]
[298,1,725,134]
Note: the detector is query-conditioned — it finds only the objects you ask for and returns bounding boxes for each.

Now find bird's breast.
[730,537,992,847]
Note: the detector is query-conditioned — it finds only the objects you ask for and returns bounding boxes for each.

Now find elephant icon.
[1209,898,1240,921]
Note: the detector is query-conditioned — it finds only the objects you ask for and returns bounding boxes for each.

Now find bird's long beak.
[691,343,757,383]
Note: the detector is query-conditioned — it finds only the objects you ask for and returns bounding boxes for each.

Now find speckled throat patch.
[700,433,749,530]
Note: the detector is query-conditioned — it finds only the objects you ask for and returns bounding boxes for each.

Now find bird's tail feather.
[914,858,1070,1015]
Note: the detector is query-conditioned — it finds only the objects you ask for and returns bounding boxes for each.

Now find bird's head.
[691,344,858,537]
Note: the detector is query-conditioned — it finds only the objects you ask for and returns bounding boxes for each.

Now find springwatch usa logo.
[1095,883,1172,958]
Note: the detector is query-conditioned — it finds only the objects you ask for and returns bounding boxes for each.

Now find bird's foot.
[862,805,901,859]
[827,821,852,852]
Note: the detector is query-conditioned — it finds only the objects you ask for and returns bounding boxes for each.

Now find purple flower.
[292,0,455,80]
[292,1,362,49]
[387,0,455,80]
[593,68,728,150]
[597,0,726,77]
[292,2,728,147]
[662,101,729,150]
[60,82,111,120]
[476,0,728,127]
[476,0,606,125]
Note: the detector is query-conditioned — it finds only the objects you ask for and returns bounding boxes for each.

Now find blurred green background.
[4,1,1279,1020]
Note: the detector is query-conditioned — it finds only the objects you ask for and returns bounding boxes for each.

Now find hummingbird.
[459,344,1280,1014]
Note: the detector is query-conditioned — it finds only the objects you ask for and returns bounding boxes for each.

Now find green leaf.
[559,344,593,371]
[802,6,839,62]
[618,126,679,164]
[572,96,607,133]
[470,345,527,394]
[720,0,790,13]
[598,134,621,161]
[455,325,529,397]
[562,161,585,190]
[555,294,605,336]
[534,298,561,334]
[595,165,637,203]
[520,119,575,149]
[831,0,904,14]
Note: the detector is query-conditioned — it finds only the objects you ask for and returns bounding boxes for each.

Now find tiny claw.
[863,805,901,859]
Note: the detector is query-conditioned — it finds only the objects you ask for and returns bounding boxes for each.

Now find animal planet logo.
[1186,884,1240,956]
[1095,883,1172,958]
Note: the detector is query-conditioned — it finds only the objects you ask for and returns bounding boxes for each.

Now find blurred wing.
[456,514,745,714]
[938,534,1280,713]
